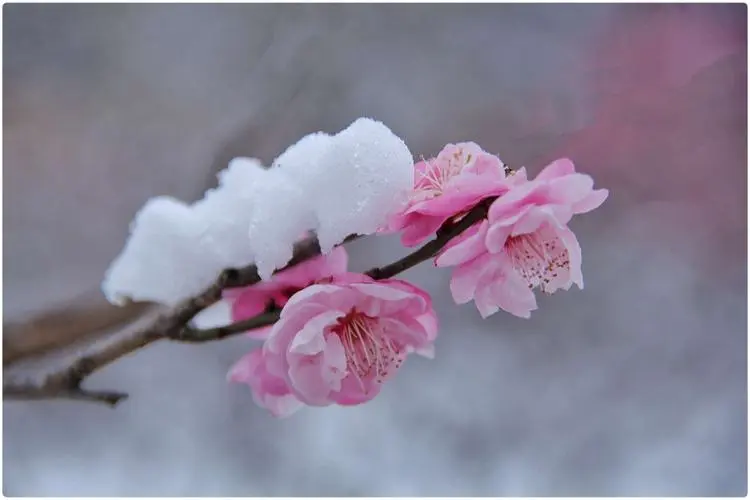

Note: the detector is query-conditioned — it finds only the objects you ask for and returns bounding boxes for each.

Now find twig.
[3,201,491,406]
[365,198,493,280]
[171,311,282,342]
[3,383,129,407]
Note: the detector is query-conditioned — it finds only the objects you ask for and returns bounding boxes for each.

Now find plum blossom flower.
[223,246,348,339]
[227,348,303,417]
[436,158,608,319]
[385,142,518,247]
[230,273,438,416]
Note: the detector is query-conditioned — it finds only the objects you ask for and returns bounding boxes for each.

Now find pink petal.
[350,283,418,317]
[415,311,439,343]
[281,284,350,317]
[572,188,609,214]
[380,278,434,305]
[474,254,537,318]
[510,206,551,236]
[289,310,343,355]
[487,182,541,223]
[435,220,489,267]
[226,350,261,384]
[262,394,304,418]
[377,315,434,349]
[322,334,347,392]
[230,287,271,320]
[449,254,492,304]
[287,357,333,406]
[324,334,347,373]
[274,246,349,287]
[350,282,420,302]
[556,224,584,289]
[485,222,512,254]
[400,215,445,247]
[535,158,576,181]
[266,302,328,355]
[411,175,507,216]
[410,344,435,359]
[334,374,381,406]
[321,246,350,276]
[467,152,506,177]
[509,167,529,184]
[229,349,304,418]
[547,173,595,205]
[487,269,538,319]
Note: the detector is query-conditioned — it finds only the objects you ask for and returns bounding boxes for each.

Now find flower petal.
[289,310,343,355]
[449,253,492,304]
[287,357,333,406]
[322,334,347,392]
[262,394,305,418]
[556,223,584,289]
[572,188,609,214]
[435,220,489,267]
[535,158,576,181]
[400,214,444,247]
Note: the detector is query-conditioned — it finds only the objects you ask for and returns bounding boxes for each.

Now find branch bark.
[3,297,153,365]
[3,202,491,406]
[3,233,360,405]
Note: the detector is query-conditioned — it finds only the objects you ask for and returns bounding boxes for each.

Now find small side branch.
[3,383,129,407]
[171,311,282,342]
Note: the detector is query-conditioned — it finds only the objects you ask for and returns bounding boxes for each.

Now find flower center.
[414,150,474,199]
[334,309,404,385]
[505,229,570,293]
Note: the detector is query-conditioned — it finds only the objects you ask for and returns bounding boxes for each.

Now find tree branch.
[3,382,129,407]
[3,201,491,406]
[365,198,493,280]
[3,233,360,405]
[171,311,282,343]
[3,296,153,365]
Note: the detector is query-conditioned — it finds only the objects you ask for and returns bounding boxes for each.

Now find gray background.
[3,3,747,496]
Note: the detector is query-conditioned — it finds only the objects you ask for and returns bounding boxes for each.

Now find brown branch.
[2,199,491,407]
[3,296,153,366]
[3,233,360,406]
[3,382,129,407]
[365,198,493,280]
[152,200,495,344]
[171,311,281,343]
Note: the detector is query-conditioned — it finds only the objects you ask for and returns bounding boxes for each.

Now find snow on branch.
[102,118,412,307]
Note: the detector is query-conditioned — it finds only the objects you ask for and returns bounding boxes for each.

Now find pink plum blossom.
[223,246,348,339]
[436,158,608,319]
[227,348,303,417]
[231,273,438,416]
[385,142,518,247]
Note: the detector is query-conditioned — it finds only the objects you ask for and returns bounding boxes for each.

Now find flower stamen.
[505,229,570,294]
[334,309,404,387]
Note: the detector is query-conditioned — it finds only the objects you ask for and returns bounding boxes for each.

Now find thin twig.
[365,198,493,280]
[3,383,129,407]
[172,311,282,343]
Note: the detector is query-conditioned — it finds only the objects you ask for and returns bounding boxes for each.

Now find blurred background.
[3,3,747,496]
